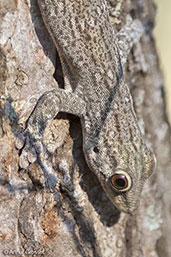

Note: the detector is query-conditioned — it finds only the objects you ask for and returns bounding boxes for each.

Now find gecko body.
[16,0,155,214]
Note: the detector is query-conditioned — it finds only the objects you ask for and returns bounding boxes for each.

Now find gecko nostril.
[93,147,99,153]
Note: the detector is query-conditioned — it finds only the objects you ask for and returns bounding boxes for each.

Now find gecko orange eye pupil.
[115,177,126,188]
[112,174,128,189]
[110,172,131,192]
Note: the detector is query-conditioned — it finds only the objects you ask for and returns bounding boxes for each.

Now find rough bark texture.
[0,0,171,257]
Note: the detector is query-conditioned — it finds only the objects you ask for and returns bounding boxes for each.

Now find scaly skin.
[16,0,155,214]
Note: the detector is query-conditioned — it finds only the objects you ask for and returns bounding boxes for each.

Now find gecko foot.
[15,130,43,169]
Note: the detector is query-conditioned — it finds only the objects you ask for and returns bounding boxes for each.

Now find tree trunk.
[0,0,170,256]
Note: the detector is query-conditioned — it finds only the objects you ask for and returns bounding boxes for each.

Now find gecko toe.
[15,133,26,150]
[19,150,30,169]
[28,147,37,163]
[34,141,44,153]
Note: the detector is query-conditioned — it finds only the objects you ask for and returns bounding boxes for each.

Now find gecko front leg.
[16,89,86,168]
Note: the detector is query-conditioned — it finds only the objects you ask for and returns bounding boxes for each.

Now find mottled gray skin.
[17,0,155,214]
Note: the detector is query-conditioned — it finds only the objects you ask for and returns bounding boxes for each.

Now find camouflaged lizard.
[16,0,156,214]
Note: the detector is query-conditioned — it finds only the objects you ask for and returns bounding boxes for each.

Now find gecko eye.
[110,170,132,192]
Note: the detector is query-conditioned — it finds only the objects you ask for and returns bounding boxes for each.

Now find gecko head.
[83,139,156,214]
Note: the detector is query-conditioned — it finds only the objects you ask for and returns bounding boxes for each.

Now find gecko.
[16,0,156,214]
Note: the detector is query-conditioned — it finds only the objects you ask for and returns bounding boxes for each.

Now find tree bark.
[0,0,171,257]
